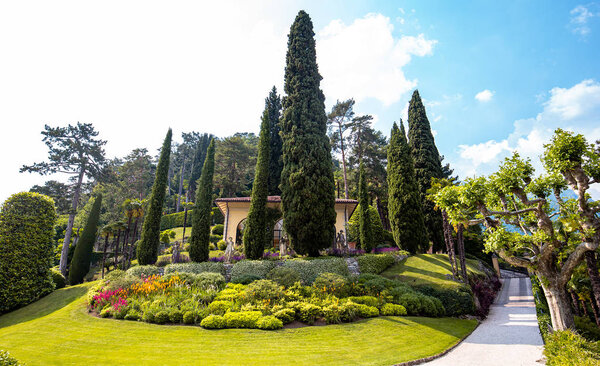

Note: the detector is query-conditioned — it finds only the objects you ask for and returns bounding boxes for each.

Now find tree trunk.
[101,233,109,279]
[590,298,600,326]
[569,290,581,317]
[114,229,121,270]
[539,274,575,330]
[585,251,600,324]
[457,224,468,284]
[182,208,188,243]
[176,162,185,212]
[128,218,139,268]
[338,124,349,199]
[441,211,458,279]
[59,168,85,276]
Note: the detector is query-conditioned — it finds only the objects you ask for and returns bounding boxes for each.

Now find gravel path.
[423,277,545,366]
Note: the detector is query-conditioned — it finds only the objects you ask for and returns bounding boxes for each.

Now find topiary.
[51,268,66,289]
[256,315,283,330]
[201,315,226,329]
[211,224,224,236]
[0,192,57,314]
[154,310,170,324]
[356,254,395,274]
[68,194,102,284]
[223,311,262,328]
[352,303,379,318]
[266,266,302,288]
[169,309,183,324]
[381,303,407,316]
[183,311,196,324]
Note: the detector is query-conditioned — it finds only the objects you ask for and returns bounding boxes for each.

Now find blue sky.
[0,1,599,200]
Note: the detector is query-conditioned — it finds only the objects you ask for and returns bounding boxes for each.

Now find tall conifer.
[189,139,215,262]
[266,87,283,196]
[388,122,428,253]
[407,90,445,252]
[68,194,102,284]
[280,11,336,257]
[244,110,271,259]
[358,161,374,252]
[137,129,172,265]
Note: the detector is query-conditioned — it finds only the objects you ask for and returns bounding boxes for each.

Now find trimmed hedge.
[356,254,396,274]
[160,210,194,230]
[282,258,350,284]
[51,268,66,289]
[0,192,57,314]
[414,285,474,316]
[230,260,277,283]
[125,265,161,279]
[266,267,302,288]
[164,262,225,276]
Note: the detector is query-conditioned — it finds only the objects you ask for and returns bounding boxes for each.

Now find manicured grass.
[381,254,485,289]
[169,226,190,243]
[0,283,477,366]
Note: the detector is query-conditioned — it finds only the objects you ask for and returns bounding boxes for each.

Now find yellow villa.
[215,195,358,247]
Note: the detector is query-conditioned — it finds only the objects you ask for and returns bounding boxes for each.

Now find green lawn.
[381,254,486,289]
[0,283,477,366]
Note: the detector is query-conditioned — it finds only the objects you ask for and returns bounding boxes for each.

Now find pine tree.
[280,11,336,257]
[189,139,215,262]
[244,110,271,259]
[266,87,283,196]
[388,122,429,253]
[358,161,374,252]
[68,194,102,284]
[407,90,444,252]
[137,129,172,265]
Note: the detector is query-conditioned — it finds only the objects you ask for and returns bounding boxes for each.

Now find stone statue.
[224,237,235,263]
[279,233,288,257]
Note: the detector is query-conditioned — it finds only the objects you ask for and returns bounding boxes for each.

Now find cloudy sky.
[1,0,599,202]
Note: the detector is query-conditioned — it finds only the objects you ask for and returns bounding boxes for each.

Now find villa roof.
[214,195,358,216]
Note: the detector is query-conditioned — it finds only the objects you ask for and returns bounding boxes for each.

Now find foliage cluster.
[356,254,396,274]
[282,258,350,284]
[160,210,194,230]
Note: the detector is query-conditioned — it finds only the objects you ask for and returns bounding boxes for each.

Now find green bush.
[244,280,284,302]
[273,308,295,324]
[347,204,384,248]
[160,210,194,230]
[313,273,350,298]
[126,265,161,279]
[169,309,183,323]
[230,260,277,283]
[124,310,140,321]
[105,269,126,281]
[357,273,398,295]
[201,315,227,329]
[0,192,57,314]
[0,350,21,366]
[395,292,444,317]
[154,310,170,324]
[207,300,233,315]
[282,258,350,284]
[356,254,395,274]
[347,296,379,308]
[51,268,66,289]
[183,311,197,324]
[162,272,197,285]
[231,274,262,285]
[194,272,226,290]
[224,311,262,328]
[415,285,474,316]
[322,304,343,324]
[209,234,222,244]
[538,314,552,341]
[544,330,600,366]
[381,303,407,316]
[256,315,283,330]
[211,224,224,236]
[267,267,302,287]
[164,262,225,276]
[575,316,600,342]
[296,302,321,325]
[103,275,142,292]
[217,240,227,251]
[100,307,112,318]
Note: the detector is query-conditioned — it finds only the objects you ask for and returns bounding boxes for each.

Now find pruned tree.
[265,87,283,196]
[190,139,216,262]
[68,194,102,284]
[21,122,107,276]
[431,129,600,331]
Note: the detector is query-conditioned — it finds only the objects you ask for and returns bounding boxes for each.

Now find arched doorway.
[235,218,247,245]
[273,219,284,247]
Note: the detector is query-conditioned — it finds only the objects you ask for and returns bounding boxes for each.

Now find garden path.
[423,277,545,366]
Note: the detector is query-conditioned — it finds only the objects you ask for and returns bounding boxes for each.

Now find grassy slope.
[0,283,477,366]
[382,254,486,289]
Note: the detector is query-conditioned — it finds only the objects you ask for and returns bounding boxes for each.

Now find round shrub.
[201,315,226,329]
[353,303,379,318]
[297,303,321,325]
[212,224,224,236]
[267,267,302,287]
[126,265,161,279]
[282,258,350,284]
[357,274,398,295]
[169,309,183,323]
[207,300,233,315]
[223,311,262,328]
[164,262,225,276]
[0,192,56,314]
[194,272,226,290]
[256,315,283,330]
[396,293,423,315]
[313,273,350,298]
[347,296,379,308]
[415,285,474,316]
[217,240,227,251]
[124,310,140,321]
[154,310,170,324]
[323,304,343,324]
[273,308,295,324]
[244,280,284,302]
[183,311,196,324]
[231,274,261,285]
[381,303,407,316]
[51,268,66,289]
[105,269,126,281]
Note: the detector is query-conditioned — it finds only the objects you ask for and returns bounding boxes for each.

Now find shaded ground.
[424,277,544,366]
[0,283,477,366]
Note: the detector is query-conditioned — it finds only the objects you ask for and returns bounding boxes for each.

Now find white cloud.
[317,13,436,106]
[453,80,600,189]
[570,4,596,35]
[475,89,494,102]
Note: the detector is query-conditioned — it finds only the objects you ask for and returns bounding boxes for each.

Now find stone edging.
[392,320,481,366]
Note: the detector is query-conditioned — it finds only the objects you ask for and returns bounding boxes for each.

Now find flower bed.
[87,270,451,331]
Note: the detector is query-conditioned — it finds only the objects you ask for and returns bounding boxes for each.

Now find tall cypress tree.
[189,138,215,262]
[137,129,172,265]
[188,133,212,199]
[68,194,102,284]
[266,86,283,196]
[358,161,374,252]
[407,90,445,252]
[280,11,336,257]
[388,122,429,253]
[244,110,271,259]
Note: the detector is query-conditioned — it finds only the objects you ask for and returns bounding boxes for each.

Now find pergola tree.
[327,99,355,199]
[280,10,336,257]
[21,122,107,276]
[431,129,600,331]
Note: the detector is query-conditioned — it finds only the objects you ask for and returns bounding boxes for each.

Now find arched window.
[273,219,284,247]
[236,218,247,245]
